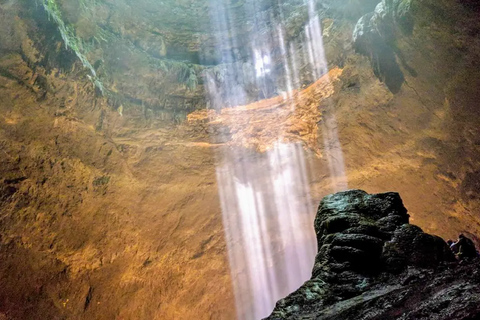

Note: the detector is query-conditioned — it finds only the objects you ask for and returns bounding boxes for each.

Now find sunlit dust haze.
[205,0,348,318]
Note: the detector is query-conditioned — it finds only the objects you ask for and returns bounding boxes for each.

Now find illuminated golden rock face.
[188,68,342,154]
[0,55,235,319]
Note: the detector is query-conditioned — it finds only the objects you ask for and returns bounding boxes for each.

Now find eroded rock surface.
[1,0,480,318]
[266,190,480,320]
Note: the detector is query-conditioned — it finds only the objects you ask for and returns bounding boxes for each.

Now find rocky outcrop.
[266,190,480,319]
[352,0,413,93]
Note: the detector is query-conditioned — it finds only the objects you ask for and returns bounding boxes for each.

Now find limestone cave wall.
[0,0,479,319]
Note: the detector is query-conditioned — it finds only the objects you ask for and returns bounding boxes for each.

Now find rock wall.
[0,3,234,319]
[1,0,480,319]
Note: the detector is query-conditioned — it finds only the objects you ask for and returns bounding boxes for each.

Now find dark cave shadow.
[370,38,405,94]
[392,45,418,78]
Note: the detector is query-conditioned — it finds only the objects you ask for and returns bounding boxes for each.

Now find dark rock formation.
[353,0,412,93]
[266,190,480,320]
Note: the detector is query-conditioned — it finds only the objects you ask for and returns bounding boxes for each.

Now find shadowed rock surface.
[266,190,480,320]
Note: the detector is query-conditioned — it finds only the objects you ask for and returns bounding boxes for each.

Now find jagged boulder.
[265,190,480,320]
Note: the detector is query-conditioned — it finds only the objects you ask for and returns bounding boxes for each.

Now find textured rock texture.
[32,0,350,112]
[266,190,480,320]
[1,0,480,319]
[0,3,234,319]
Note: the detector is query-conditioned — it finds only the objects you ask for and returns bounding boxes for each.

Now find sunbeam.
[205,0,348,318]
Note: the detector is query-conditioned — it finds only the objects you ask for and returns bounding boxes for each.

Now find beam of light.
[277,25,293,101]
[205,1,348,319]
[304,0,348,191]
[305,0,329,80]
[216,144,316,320]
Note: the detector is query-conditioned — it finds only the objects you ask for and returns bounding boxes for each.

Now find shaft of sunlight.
[206,1,348,319]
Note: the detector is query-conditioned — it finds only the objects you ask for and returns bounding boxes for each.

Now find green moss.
[151,58,202,89]
[39,0,104,93]
[93,176,110,186]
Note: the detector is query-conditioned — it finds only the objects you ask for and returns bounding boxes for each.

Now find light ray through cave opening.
[205,1,348,318]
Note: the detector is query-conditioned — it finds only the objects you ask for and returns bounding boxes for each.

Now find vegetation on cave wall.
[39,0,104,91]
[37,0,204,115]
[33,0,371,115]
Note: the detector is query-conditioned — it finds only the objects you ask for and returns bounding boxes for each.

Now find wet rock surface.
[266,190,479,320]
